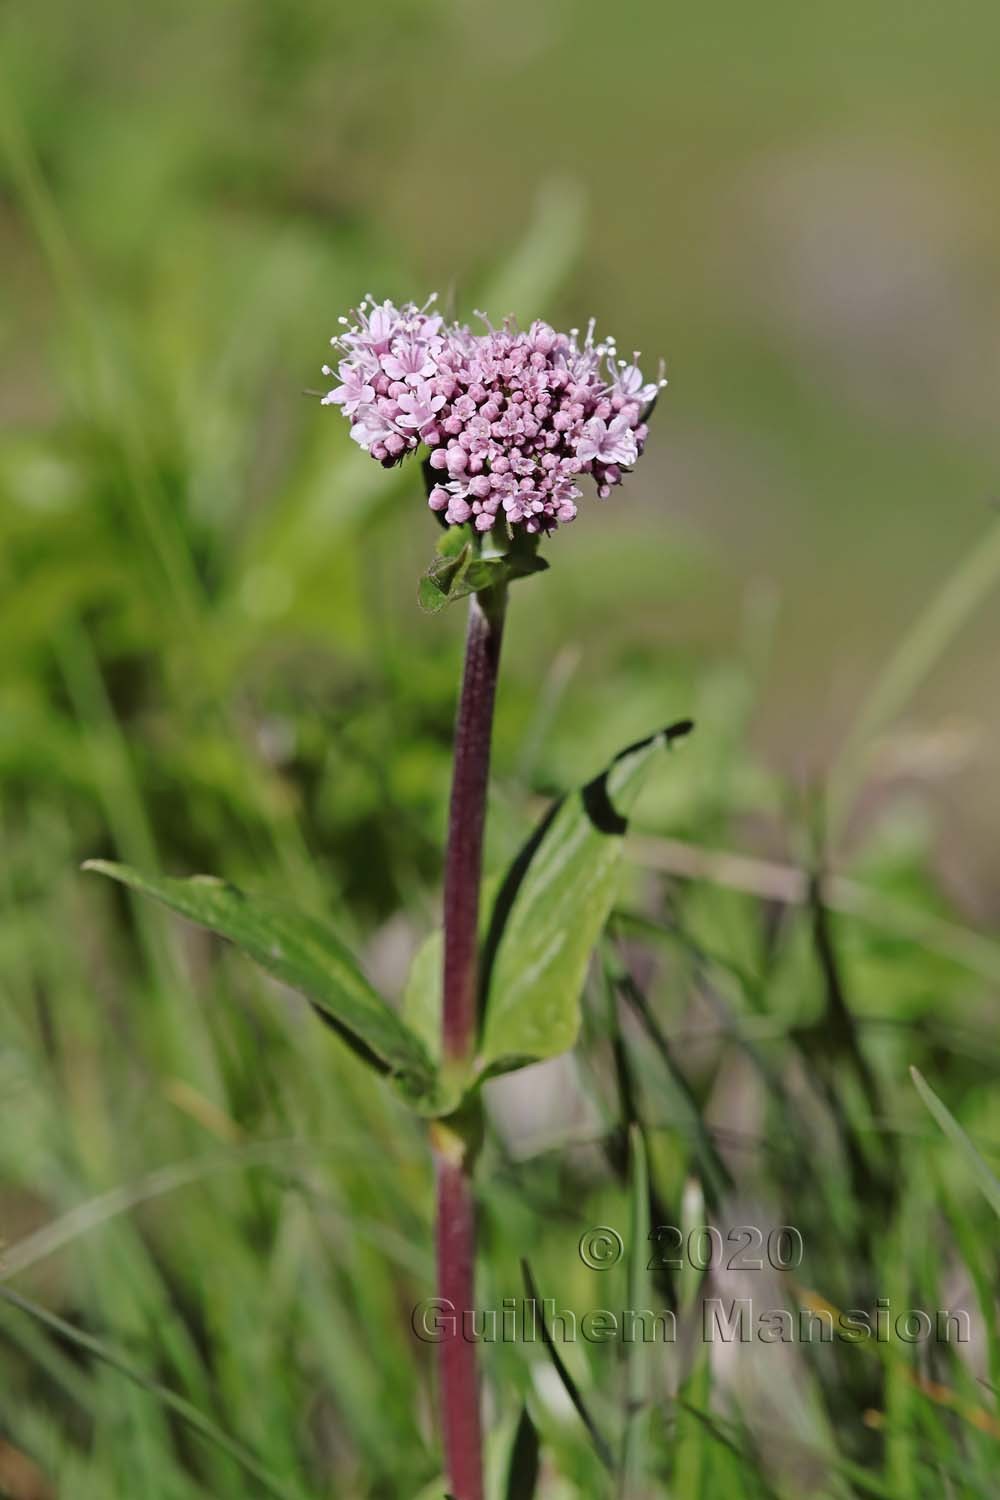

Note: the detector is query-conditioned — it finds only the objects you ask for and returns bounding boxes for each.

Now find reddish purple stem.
[442,590,505,1063]
[435,1154,483,1500]
[435,586,505,1500]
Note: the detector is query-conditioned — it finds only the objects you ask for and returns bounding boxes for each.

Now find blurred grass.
[2,0,1000,1495]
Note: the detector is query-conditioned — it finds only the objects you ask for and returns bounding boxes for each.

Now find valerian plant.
[87,296,691,1500]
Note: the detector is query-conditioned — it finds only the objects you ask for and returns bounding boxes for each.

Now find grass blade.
[0,1285,309,1500]
[519,1259,614,1473]
[830,513,1000,836]
[618,1125,651,1497]
[613,962,732,1206]
[910,1067,1000,1218]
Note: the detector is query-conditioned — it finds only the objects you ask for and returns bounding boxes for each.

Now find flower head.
[322,295,666,535]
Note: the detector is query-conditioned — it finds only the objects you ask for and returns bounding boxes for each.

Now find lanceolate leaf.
[479,721,693,1072]
[83,862,437,1106]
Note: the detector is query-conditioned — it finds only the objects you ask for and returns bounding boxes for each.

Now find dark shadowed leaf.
[505,1405,540,1500]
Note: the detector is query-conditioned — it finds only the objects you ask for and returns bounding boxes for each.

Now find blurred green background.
[2,1,1000,1496]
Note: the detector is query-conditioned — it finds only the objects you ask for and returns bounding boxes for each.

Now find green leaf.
[401,927,442,1064]
[911,1066,1000,1218]
[417,526,548,613]
[479,721,693,1071]
[83,861,439,1108]
[418,541,474,613]
[402,870,505,1071]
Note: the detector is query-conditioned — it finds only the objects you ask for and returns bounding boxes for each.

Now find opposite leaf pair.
[85,720,692,1121]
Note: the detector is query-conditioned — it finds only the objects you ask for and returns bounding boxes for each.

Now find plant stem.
[442,586,506,1065]
[435,584,506,1500]
[435,1146,483,1500]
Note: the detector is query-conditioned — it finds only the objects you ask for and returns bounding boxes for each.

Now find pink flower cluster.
[322,296,664,534]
